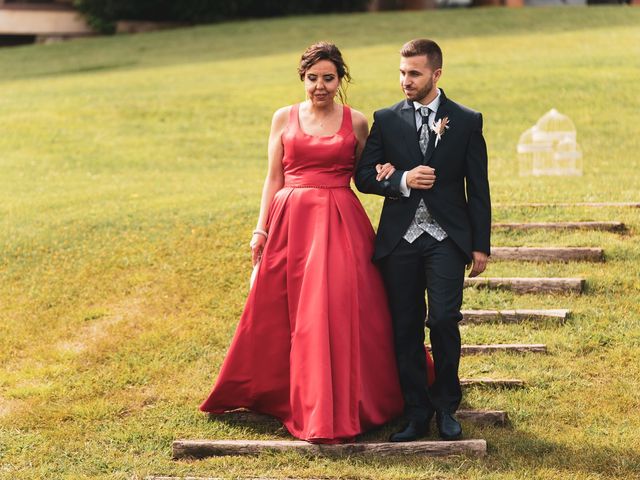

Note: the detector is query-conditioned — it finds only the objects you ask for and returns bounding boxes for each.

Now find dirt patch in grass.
[56,295,145,355]
[0,397,21,419]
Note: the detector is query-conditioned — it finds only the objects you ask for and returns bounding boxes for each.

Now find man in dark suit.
[355,39,491,442]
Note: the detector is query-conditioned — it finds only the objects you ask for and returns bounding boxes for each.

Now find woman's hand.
[250,233,266,266]
[375,163,396,181]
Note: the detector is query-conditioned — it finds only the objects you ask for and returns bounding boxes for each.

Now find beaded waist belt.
[284,184,350,189]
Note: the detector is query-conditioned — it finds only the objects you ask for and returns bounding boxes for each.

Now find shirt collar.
[413,88,441,113]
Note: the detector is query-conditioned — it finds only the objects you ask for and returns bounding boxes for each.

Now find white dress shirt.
[399,88,442,197]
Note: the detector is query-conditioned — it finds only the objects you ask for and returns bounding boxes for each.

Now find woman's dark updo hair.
[298,41,352,104]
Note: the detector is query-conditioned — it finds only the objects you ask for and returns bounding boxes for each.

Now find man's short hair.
[400,39,443,70]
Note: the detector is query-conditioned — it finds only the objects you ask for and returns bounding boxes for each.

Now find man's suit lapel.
[398,101,423,166]
[424,90,450,166]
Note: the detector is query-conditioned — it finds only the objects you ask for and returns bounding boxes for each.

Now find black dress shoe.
[436,411,462,441]
[389,419,429,442]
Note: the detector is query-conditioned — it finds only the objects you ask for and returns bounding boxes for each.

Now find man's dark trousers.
[381,234,466,422]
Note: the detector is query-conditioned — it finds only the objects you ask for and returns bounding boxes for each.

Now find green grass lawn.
[1,6,640,479]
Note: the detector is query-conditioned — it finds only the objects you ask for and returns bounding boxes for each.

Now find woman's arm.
[250,107,288,265]
[351,108,370,164]
[354,111,404,198]
[352,109,397,182]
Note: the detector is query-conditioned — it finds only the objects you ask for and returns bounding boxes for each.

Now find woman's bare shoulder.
[349,108,369,134]
[270,105,293,131]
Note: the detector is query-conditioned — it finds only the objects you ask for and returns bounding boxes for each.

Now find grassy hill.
[1,6,639,479]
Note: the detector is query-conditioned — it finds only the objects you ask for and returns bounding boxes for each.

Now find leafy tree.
[74,0,370,34]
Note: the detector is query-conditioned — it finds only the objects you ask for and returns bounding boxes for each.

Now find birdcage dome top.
[535,108,576,134]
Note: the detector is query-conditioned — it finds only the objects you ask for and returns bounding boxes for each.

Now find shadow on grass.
[484,427,640,477]
[207,411,290,438]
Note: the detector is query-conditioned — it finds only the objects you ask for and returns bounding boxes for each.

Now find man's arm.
[465,112,491,271]
[354,113,404,198]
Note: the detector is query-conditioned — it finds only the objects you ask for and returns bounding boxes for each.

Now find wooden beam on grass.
[428,344,546,355]
[461,309,570,324]
[146,478,322,480]
[494,202,640,208]
[461,344,547,355]
[147,478,309,480]
[461,378,525,388]
[172,438,487,459]
[456,409,509,426]
[491,247,604,262]
[464,277,585,294]
[492,221,626,232]
[146,477,216,480]
[146,478,324,480]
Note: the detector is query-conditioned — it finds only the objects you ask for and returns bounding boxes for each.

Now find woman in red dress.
[200,42,434,444]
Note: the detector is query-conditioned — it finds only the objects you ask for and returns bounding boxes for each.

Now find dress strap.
[288,103,300,132]
[340,105,352,135]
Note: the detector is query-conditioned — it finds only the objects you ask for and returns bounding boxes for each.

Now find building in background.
[0,0,93,46]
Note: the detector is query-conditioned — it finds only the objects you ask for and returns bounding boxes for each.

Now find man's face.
[399,55,441,103]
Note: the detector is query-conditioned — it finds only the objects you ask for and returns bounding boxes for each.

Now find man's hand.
[467,251,488,277]
[375,163,396,181]
[406,165,436,190]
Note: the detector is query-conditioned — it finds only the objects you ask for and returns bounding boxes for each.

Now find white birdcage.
[518,109,582,176]
[554,136,583,176]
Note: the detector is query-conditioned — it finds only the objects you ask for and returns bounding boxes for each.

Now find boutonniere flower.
[430,116,450,147]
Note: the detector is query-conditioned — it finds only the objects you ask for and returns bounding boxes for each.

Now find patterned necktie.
[418,106,431,156]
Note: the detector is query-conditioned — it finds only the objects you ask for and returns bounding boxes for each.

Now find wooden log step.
[147,478,323,480]
[495,202,640,208]
[491,247,604,262]
[172,438,487,459]
[428,344,546,355]
[461,309,570,324]
[210,408,507,427]
[461,344,547,355]
[460,378,525,388]
[147,477,220,480]
[147,478,322,480]
[146,476,326,480]
[492,221,626,232]
[147,477,218,480]
[147,477,326,480]
[456,409,509,426]
[464,277,585,294]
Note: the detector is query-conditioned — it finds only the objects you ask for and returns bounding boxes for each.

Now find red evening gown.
[200,103,435,443]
